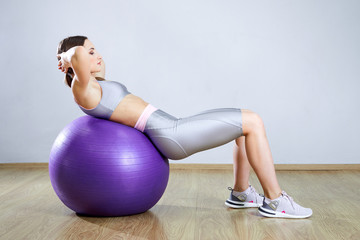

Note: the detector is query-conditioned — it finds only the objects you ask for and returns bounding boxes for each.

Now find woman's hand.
[57,46,79,74]
[57,52,72,74]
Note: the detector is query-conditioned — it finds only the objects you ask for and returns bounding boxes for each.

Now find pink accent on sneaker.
[249,201,253,203]
[134,104,158,132]
[282,211,286,213]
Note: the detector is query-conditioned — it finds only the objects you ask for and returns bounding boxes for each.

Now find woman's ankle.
[233,184,250,192]
[264,190,282,200]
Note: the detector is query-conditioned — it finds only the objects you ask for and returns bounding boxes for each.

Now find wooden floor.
[1,167,360,240]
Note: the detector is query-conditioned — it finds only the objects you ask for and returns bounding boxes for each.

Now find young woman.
[57,35,312,219]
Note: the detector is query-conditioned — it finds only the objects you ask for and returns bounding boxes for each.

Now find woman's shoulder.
[72,79,102,108]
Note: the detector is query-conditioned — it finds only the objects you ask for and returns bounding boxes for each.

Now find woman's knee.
[242,109,265,135]
[235,136,245,147]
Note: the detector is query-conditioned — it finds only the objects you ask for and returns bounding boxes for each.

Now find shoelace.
[249,185,257,194]
[249,185,264,198]
[281,191,295,209]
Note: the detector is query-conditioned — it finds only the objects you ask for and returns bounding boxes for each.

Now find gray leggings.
[144,108,243,160]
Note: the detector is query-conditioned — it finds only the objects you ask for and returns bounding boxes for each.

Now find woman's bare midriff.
[109,94,149,127]
[72,80,149,128]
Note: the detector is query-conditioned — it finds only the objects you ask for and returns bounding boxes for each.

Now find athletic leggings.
[142,108,243,160]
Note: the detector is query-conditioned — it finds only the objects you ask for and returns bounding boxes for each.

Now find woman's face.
[83,39,103,74]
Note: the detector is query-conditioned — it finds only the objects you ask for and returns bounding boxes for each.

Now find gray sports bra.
[75,80,131,119]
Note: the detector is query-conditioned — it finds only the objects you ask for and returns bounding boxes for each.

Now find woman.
[57,35,312,219]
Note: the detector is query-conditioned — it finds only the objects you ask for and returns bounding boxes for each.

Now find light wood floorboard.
[0,167,359,240]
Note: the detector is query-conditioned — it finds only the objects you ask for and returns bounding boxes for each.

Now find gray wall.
[1,0,359,164]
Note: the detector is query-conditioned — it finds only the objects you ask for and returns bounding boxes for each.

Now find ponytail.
[65,68,74,87]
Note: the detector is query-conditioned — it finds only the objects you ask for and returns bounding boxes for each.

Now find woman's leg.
[144,108,244,160]
[231,110,313,218]
[232,136,251,192]
[239,109,282,200]
[145,108,279,199]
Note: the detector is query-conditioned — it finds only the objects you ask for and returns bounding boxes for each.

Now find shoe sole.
[225,199,262,208]
[258,206,312,219]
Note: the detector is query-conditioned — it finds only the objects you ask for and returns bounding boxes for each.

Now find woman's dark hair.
[57,35,88,87]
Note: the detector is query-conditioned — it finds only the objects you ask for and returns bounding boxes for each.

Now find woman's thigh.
[144,108,243,160]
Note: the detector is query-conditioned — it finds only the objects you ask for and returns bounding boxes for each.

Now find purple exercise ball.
[49,116,169,217]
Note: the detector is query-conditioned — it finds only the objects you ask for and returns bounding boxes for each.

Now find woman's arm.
[71,47,91,87]
[58,46,91,88]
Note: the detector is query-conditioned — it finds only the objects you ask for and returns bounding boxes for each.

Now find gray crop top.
[76,80,131,119]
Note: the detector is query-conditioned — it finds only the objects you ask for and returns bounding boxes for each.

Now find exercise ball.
[49,116,169,217]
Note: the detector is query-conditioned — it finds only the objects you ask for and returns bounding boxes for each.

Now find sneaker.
[258,191,313,219]
[225,185,264,208]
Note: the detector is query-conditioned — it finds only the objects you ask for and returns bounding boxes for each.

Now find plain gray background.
[1,0,359,164]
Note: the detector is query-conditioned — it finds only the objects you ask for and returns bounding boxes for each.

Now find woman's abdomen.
[109,94,149,127]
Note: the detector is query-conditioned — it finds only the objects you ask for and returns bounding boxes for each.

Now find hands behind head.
[57,52,72,74]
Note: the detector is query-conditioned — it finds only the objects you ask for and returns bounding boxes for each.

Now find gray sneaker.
[225,185,264,208]
[258,191,313,218]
